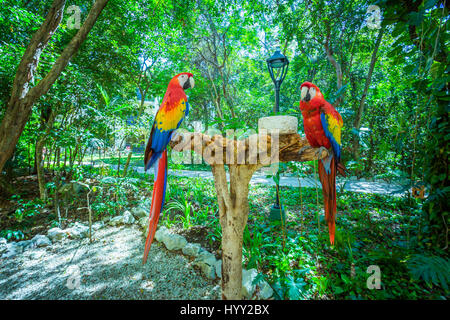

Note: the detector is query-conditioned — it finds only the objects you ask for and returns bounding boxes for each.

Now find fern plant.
[164,197,193,229]
[407,254,450,291]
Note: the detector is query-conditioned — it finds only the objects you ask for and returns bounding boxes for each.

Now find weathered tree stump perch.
[169,128,328,300]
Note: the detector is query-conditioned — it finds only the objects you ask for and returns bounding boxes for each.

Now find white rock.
[200,264,216,280]
[92,221,105,231]
[1,242,23,258]
[258,281,274,299]
[108,216,124,226]
[193,250,218,279]
[138,217,149,230]
[258,115,298,134]
[66,222,89,239]
[182,243,201,257]
[130,272,143,281]
[0,238,7,254]
[195,250,217,266]
[215,259,222,279]
[154,226,169,242]
[2,250,19,258]
[162,234,187,251]
[31,235,52,247]
[131,206,148,218]
[239,268,273,299]
[122,211,135,224]
[16,240,32,249]
[47,227,68,241]
[241,268,258,299]
[29,249,46,260]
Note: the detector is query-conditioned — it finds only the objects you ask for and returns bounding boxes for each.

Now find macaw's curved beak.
[183,76,194,90]
[303,92,311,102]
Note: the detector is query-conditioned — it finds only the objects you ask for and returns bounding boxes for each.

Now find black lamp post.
[266,49,289,113]
[266,49,289,222]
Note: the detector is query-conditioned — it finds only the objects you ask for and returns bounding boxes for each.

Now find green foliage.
[0,229,25,241]
[165,196,193,229]
[407,254,450,291]
[90,175,140,216]
[11,195,44,223]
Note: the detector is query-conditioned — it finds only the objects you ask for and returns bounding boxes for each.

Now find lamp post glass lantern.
[266,49,289,114]
[266,49,289,222]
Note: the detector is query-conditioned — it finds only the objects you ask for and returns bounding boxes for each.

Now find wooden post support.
[169,132,328,299]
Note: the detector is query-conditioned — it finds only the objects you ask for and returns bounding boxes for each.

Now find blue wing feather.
[185,100,190,117]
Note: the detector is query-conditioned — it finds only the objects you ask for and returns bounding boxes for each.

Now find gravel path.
[0,225,221,300]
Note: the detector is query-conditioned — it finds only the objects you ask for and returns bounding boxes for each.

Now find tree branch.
[28,0,110,103]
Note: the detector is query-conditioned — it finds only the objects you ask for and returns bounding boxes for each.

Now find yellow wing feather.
[155,99,187,131]
[325,113,343,145]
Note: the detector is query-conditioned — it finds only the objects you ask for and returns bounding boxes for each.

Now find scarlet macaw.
[142,72,194,264]
[299,82,346,245]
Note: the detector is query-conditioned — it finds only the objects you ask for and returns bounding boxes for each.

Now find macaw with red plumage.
[299,82,346,245]
[142,72,194,264]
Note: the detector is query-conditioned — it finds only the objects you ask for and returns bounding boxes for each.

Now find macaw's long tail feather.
[318,156,337,245]
[142,149,168,264]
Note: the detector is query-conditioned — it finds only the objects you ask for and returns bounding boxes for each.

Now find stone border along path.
[0,206,273,300]
[87,161,410,197]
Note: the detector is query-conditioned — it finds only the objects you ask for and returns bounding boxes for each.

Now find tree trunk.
[46,144,53,170]
[122,151,133,177]
[56,147,61,170]
[170,131,329,299]
[52,146,58,171]
[35,143,46,200]
[54,170,62,227]
[366,118,375,173]
[117,150,121,177]
[78,145,88,166]
[219,164,256,299]
[63,148,67,171]
[352,27,384,160]
[28,143,31,175]
[36,110,57,201]
[0,0,110,175]
[69,141,80,170]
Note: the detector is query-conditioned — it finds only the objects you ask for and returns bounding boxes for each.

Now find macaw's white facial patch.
[309,87,316,99]
[189,76,195,89]
[301,86,308,100]
[178,74,188,87]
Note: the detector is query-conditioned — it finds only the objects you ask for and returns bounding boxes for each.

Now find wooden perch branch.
[169,132,329,165]
[169,131,328,299]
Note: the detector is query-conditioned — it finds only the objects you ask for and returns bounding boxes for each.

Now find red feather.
[142,150,167,264]
[318,156,337,245]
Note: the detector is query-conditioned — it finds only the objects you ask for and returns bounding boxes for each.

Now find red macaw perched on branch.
[142,72,194,264]
[299,82,346,245]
